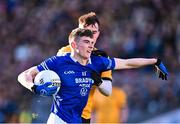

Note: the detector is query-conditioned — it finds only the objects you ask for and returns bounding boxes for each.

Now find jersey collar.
[70,54,92,65]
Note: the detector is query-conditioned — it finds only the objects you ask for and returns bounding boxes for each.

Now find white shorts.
[47,113,67,124]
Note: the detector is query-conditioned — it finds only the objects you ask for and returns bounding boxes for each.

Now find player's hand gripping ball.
[33,70,61,96]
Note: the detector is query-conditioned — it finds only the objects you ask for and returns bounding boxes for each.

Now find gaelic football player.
[57,12,112,123]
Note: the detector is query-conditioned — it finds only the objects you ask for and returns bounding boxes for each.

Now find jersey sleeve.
[101,70,112,81]
[91,48,112,80]
[101,57,115,71]
[37,56,57,72]
[95,56,115,72]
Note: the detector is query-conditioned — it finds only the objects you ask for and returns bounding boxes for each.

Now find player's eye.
[83,40,90,44]
[91,41,95,45]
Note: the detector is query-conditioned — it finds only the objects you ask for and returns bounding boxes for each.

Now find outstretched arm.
[114,58,157,69]
[114,58,168,80]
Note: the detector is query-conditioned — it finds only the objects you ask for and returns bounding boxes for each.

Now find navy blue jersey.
[37,53,115,123]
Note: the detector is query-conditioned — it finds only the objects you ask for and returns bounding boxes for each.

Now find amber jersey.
[57,45,112,119]
[93,87,127,123]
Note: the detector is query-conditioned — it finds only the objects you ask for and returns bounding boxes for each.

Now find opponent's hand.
[155,58,168,80]
[92,50,108,57]
[91,71,103,86]
[31,82,58,96]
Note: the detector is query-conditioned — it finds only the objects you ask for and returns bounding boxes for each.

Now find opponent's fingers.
[159,72,165,80]
[159,72,162,78]
[44,82,52,87]
[161,72,165,80]
[48,86,58,91]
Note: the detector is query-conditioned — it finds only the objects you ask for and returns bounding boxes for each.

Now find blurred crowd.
[0,0,179,123]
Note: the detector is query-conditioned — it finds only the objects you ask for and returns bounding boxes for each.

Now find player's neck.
[71,53,89,66]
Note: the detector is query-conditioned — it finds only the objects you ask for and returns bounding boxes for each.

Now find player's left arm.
[114,58,157,69]
[114,58,168,80]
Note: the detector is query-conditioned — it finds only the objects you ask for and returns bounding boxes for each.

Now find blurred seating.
[0,0,179,122]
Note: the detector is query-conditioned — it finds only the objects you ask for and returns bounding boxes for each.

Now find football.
[34,70,61,94]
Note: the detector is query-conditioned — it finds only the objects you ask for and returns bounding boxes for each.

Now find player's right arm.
[18,56,59,96]
[17,66,39,91]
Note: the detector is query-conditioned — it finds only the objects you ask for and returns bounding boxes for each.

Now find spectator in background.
[92,86,129,123]
[19,110,32,123]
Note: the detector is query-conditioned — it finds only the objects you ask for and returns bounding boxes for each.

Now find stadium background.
[0,0,179,123]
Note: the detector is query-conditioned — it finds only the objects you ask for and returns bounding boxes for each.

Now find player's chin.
[83,54,91,59]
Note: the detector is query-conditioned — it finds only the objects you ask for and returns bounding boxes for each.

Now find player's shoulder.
[91,54,108,62]
[57,45,71,56]
[91,55,102,62]
[48,53,69,62]
[56,53,70,59]
[48,54,71,65]
[90,56,107,71]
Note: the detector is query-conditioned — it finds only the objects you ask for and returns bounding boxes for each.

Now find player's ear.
[70,41,77,49]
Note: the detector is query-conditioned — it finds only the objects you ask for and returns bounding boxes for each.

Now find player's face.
[84,23,100,42]
[76,36,95,59]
